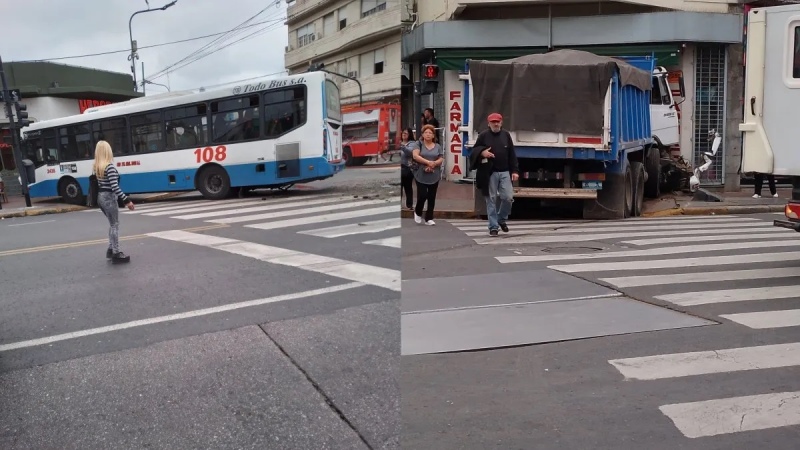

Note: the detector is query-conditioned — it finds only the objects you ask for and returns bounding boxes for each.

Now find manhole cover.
[541,246,604,254]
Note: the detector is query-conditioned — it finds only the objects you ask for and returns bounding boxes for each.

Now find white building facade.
[401,0,748,190]
[285,0,403,108]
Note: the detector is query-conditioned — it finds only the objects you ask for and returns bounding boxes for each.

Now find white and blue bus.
[20,71,344,204]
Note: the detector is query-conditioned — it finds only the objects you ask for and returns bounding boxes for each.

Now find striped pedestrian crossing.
[448,214,800,439]
[118,194,401,249]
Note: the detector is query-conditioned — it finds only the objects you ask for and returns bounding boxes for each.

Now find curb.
[642,204,785,217]
[0,204,87,219]
[400,204,786,220]
[400,209,477,220]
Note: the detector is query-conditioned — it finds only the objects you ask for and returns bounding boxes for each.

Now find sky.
[1,0,289,94]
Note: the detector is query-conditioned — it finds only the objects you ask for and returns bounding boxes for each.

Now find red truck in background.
[341,103,400,166]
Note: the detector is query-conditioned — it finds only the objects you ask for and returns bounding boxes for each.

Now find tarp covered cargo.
[469,49,652,136]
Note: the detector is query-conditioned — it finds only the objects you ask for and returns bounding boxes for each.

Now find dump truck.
[462,49,685,220]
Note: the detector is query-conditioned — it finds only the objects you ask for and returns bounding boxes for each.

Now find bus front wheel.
[197,165,231,200]
[59,177,85,205]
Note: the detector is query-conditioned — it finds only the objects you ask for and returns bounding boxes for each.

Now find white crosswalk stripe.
[119,194,400,248]
[447,214,800,439]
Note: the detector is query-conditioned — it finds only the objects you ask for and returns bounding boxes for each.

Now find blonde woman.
[93,140,134,263]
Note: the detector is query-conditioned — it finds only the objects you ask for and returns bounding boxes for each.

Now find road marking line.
[130,198,269,215]
[446,215,749,226]
[0,224,228,258]
[655,285,800,306]
[7,220,55,227]
[474,224,773,244]
[601,267,800,288]
[152,195,344,218]
[720,309,800,329]
[299,218,400,238]
[495,239,800,264]
[207,197,399,224]
[548,251,800,273]
[148,230,401,291]
[241,205,399,230]
[608,342,800,381]
[622,230,787,246]
[0,282,364,353]
[363,236,401,248]
[127,199,216,212]
[457,217,760,233]
[659,391,800,438]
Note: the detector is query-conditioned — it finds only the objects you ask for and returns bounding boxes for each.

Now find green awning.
[436,44,683,71]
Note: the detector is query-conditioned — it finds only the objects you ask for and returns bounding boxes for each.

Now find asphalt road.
[0,184,400,449]
[402,212,800,449]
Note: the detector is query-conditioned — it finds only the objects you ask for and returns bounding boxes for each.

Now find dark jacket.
[469,129,517,196]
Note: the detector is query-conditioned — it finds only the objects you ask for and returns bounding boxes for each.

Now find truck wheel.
[582,164,630,220]
[644,146,661,198]
[624,163,634,218]
[631,161,646,217]
[343,148,354,166]
[197,165,231,200]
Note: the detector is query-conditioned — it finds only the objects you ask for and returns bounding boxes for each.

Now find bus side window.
[793,25,800,79]
[263,87,307,138]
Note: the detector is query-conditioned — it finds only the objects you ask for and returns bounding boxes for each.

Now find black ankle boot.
[112,252,131,264]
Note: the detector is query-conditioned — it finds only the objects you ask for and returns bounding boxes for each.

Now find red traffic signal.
[423,64,439,79]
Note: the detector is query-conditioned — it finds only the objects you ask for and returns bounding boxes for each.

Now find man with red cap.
[468,112,519,236]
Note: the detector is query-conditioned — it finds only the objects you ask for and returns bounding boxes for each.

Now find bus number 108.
[194,146,227,163]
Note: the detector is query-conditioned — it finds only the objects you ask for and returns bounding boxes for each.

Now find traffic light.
[14,101,30,128]
[420,63,439,94]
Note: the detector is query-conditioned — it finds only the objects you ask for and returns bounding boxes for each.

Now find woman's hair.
[402,128,415,141]
[93,140,114,179]
[421,124,435,139]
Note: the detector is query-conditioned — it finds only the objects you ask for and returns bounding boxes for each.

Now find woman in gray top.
[400,128,416,211]
[411,124,444,225]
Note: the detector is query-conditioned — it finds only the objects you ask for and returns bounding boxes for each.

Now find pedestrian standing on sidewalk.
[412,124,444,225]
[93,140,134,263]
[468,112,519,237]
[400,128,417,211]
[753,172,778,198]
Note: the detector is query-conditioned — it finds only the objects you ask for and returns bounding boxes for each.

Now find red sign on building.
[79,99,114,114]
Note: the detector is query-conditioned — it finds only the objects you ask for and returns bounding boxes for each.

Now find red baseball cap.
[488,113,503,122]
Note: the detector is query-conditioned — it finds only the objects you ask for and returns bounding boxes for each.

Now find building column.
[724,43,744,192]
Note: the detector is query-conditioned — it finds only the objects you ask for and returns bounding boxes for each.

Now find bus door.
[324,79,343,163]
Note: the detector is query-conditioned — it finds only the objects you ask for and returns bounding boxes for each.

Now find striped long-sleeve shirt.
[97,164,130,204]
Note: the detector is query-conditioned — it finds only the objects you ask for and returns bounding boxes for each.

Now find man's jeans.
[485,171,514,230]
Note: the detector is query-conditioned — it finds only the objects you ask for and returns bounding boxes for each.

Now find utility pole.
[0,54,32,207]
[142,62,146,95]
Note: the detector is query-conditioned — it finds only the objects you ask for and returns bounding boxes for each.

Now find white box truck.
[738,5,800,230]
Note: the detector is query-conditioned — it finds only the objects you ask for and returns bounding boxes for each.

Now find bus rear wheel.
[59,177,85,205]
[197,165,231,200]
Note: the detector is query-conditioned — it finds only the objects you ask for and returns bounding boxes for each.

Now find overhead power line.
[146,4,285,82]
[13,18,284,63]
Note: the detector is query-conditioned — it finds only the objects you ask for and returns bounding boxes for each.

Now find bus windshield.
[325,80,342,123]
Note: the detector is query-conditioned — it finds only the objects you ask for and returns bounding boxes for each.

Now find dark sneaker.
[106,248,113,259]
[499,222,509,233]
[112,252,131,264]
[489,229,499,237]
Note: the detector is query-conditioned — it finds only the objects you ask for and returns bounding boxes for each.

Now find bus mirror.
[678,75,685,98]
[22,159,35,184]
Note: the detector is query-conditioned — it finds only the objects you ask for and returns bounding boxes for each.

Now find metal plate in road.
[401,269,714,356]
[402,295,714,356]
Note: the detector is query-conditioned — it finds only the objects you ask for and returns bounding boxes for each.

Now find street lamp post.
[128,0,177,92]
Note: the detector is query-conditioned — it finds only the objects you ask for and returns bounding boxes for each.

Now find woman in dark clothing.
[399,128,416,210]
[411,124,444,225]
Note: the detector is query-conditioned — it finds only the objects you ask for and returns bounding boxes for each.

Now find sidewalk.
[399,180,790,220]
[0,191,183,219]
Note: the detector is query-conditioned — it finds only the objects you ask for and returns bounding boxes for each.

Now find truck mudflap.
[774,219,800,231]
[512,187,598,199]
[775,201,800,231]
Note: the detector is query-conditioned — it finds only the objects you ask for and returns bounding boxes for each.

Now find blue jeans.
[485,171,514,230]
